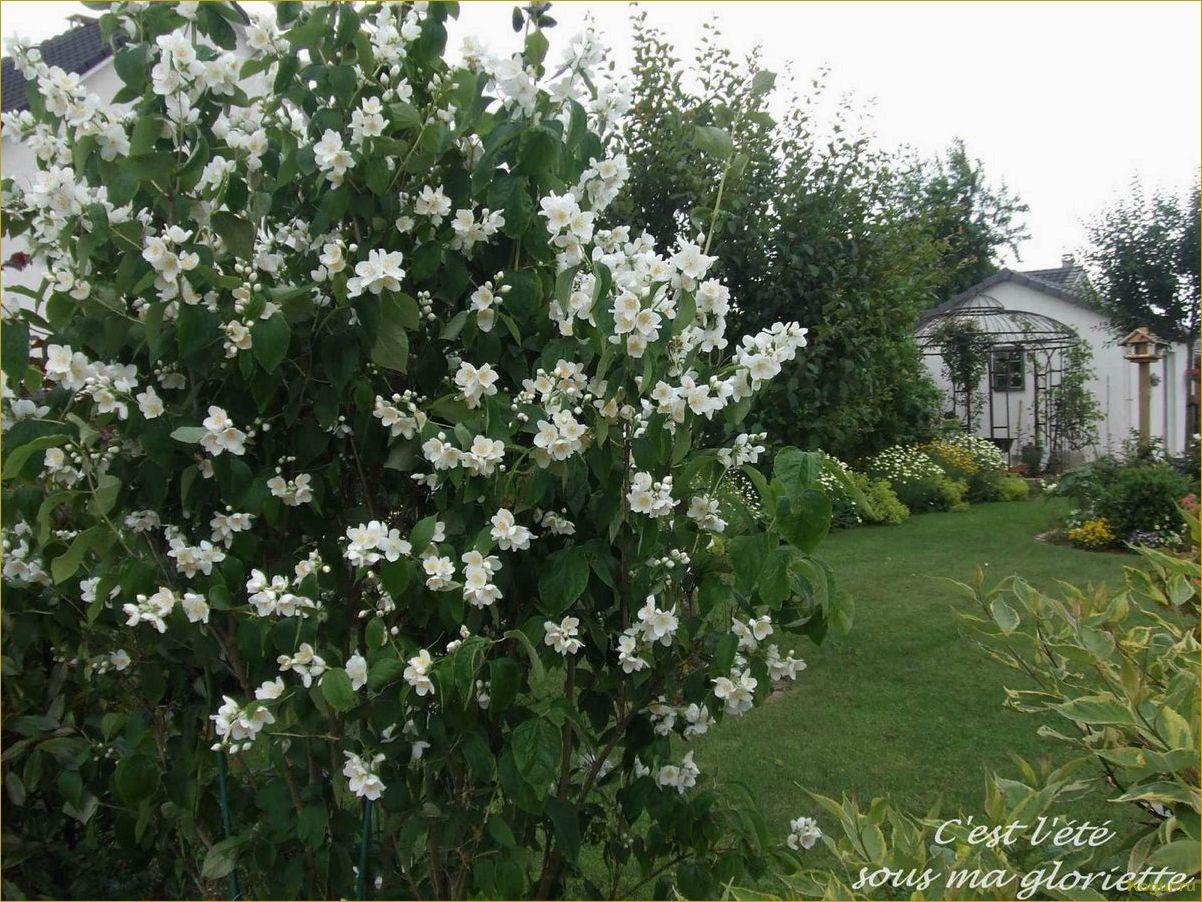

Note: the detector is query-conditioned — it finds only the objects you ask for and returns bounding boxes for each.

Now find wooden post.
[1138,358,1152,443]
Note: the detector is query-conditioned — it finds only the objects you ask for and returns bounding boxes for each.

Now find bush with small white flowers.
[0,3,845,899]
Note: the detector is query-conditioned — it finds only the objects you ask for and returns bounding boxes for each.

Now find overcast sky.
[2,1,1198,269]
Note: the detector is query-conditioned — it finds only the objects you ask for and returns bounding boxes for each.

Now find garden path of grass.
[691,499,1135,836]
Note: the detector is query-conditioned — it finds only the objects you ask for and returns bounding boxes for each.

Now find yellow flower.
[1067,518,1116,549]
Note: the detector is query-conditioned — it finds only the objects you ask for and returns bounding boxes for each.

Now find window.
[990,348,1024,392]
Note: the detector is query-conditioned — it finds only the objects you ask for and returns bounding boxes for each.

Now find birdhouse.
[1119,326,1168,363]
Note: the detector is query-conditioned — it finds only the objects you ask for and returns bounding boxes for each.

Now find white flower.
[346,652,368,691]
[136,386,164,418]
[683,703,711,739]
[404,649,435,696]
[454,361,500,408]
[200,405,247,456]
[347,249,406,297]
[787,816,822,851]
[181,591,210,624]
[627,471,674,518]
[123,587,176,633]
[656,751,699,794]
[490,508,533,551]
[543,616,583,655]
[344,520,411,567]
[413,184,451,223]
[255,677,285,700]
[277,643,327,688]
[637,595,678,646]
[616,632,648,673]
[672,240,716,281]
[343,751,386,800]
[108,649,131,671]
[713,668,758,715]
[313,129,354,182]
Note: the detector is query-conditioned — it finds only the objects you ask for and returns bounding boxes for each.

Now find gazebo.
[915,294,1081,461]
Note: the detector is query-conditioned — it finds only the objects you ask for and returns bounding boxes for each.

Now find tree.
[1083,176,1201,346]
[613,16,946,462]
[900,138,1030,303]
[0,3,843,898]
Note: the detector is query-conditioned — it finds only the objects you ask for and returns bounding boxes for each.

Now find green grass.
[691,499,1135,833]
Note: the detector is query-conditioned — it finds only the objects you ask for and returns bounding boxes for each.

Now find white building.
[917,256,1197,465]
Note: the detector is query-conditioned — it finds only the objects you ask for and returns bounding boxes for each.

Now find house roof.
[1,18,119,113]
[917,264,1098,327]
[1,4,249,113]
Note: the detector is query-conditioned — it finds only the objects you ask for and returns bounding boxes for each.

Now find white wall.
[922,279,1192,461]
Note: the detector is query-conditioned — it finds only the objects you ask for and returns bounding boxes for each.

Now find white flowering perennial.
[787,816,823,851]
[0,7,829,891]
[343,751,386,801]
[543,616,584,656]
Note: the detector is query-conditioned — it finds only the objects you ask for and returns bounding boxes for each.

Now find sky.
[1,0,1198,269]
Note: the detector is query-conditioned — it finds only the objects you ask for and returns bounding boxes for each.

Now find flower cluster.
[1066,517,1117,549]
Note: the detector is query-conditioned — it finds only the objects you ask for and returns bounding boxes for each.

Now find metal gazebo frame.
[916,294,1081,464]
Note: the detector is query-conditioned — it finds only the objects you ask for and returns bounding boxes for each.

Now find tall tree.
[1083,177,1201,346]
[613,14,946,461]
[901,139,1030,302]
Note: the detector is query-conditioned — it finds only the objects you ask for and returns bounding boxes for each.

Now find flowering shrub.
[922,432,1008,502]
[1066,517,1117,550]
[863,444,966,513]
[0,4,840,898]
[816,454,907,529]
[1052,457,1194,549]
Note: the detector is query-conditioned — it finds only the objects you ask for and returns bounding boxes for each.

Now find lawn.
[691,498,1136,836]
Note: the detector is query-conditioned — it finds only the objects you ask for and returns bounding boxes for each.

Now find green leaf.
[1053,694,1136,726]
[537,546,589,616]
[211,211,256,260]
[2,319,29,383]
[545,795,580,859]
[320,668,357,712]
[775,489,831,553]
[750,70,777,96]
[729,533,771,596]
[365,617,387,648]
[774,447,821,492]
[502,628,546,686]
[129,115,164,156]
[409,515,438,551]
[1148,839,1201,875]
[989,597,1020,633]
[113,43,151,93]
[524,29,549,66]
[114,755,159,806]
[170,426,208,444]
[367,657,403,691]
[511,718,560,794]
[371,293,419,373]
[488,658,522,712]
[297,803,328,848]
[251,313,290,373]
[694,125,733,160]
[52,526,106,584]
[200,835,244,880]
[125,152,176,182]
[90,474,122,517]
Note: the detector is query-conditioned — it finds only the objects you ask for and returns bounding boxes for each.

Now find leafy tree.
[900,138,1030,302]
[0,2,842,898]
[614,16,944,462]
[1083,176,1201,346]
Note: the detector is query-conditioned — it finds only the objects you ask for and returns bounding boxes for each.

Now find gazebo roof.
[915,294,1079,352]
